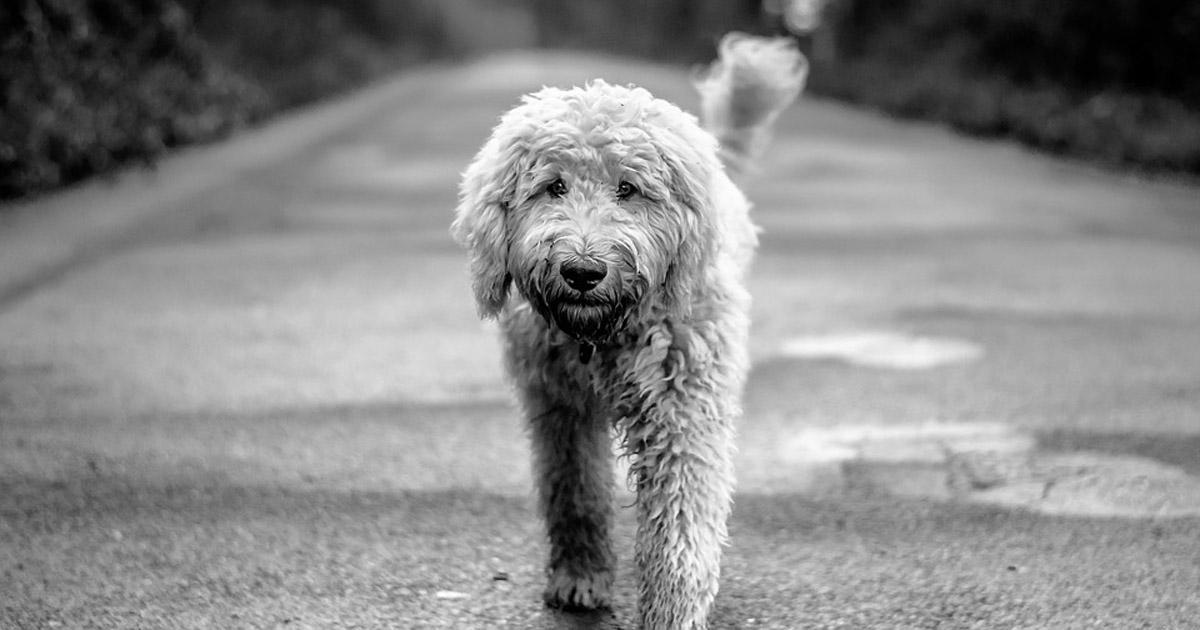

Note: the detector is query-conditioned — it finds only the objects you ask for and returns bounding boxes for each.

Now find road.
[2,52,1199,629]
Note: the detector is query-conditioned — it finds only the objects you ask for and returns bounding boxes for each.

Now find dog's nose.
[561,259,607,292]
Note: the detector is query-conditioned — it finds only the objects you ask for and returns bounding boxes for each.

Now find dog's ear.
[451,123,528,318]
[652,120,723,318]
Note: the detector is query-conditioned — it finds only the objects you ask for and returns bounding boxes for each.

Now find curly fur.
[452,34,805,629]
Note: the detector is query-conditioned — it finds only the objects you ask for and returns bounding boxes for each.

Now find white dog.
[453,34,806,629]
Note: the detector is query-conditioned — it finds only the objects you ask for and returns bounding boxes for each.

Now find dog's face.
[453,81,721,343]
[504,163,651,343]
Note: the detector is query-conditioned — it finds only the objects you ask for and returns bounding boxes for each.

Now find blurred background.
[3,0,1199,200]
[4,2,1200,627]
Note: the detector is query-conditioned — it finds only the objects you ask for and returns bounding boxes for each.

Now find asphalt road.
[2,52,1199,629]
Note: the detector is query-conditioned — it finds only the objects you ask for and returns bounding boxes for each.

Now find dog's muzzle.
[548,299,622,342]
[529,258,643,344]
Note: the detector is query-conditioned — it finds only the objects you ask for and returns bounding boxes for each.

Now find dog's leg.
[521,379,617,611]
[630,402,735,630]
[625,387,737,628]
[617,324,743,630]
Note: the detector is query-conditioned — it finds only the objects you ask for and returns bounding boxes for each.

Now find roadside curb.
[0,62,451,309]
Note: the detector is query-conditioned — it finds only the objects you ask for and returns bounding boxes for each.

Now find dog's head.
[452,80,722,343]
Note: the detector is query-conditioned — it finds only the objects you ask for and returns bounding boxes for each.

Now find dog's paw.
[543,568,614,611]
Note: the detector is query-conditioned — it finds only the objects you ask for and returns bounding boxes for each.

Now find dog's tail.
[694,32,808,175]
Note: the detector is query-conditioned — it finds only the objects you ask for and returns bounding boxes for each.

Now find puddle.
[779,331,983,369]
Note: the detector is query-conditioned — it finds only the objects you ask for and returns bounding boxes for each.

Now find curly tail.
[694,32,808,174]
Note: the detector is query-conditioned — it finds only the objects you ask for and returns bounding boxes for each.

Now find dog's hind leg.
[521,376,617,611]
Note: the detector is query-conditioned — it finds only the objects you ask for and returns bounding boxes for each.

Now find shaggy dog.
[452,34,806,629]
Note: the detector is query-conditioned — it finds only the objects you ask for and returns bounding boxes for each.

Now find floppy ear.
[451,122,528,318]
[652,121,722,318]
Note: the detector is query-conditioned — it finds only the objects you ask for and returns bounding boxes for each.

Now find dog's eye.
[546,179,568,198]
[616,181,638,199]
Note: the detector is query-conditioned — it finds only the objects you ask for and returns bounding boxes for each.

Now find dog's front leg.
[626,389,737,630]
[522,381,617,611]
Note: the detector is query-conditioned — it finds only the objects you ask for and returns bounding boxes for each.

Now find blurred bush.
[181,0,533,109]
[6,0,1197,201]
[531,0,763,63]
[182,0,457,110]
[1,0,269,199]
[527,0,1200,174]
[1,0,532,201]
[808,0,1200,172]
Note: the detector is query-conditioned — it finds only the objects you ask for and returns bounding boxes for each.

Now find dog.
[452,34,806,629]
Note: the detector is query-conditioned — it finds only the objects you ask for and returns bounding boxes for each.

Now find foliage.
[0,0,269,199]
[530,0,763,63]
[179,0,457,110]
[0,0,496,200]
[809,0,1200,172]
[5,0,1198,201]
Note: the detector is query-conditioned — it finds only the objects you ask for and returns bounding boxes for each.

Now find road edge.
[0,62,452,308]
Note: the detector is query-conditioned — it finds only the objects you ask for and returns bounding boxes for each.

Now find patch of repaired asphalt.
[763,420,1200,518]
[778,330,984,370]
[759,331,1200,518]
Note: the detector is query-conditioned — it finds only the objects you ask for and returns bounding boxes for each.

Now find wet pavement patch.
[779,331,983,369]
[780,422,1200,518]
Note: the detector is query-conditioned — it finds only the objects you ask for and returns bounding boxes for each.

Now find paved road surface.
[2,52,1199,629]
